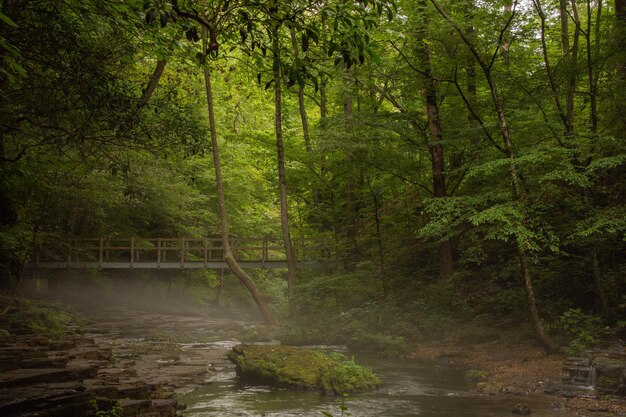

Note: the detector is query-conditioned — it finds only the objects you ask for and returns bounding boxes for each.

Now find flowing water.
[178,349,564,417]
[70,302,565,417]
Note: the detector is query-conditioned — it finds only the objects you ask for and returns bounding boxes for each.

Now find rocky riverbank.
[410,328,626,416]
[0,299,245,417]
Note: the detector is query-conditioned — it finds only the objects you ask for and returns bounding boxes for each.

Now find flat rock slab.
[0,389,93,417]
[0,366,98,388]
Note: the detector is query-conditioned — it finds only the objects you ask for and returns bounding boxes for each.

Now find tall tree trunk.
[534,0,571,136]
[591,244,611,321]
[370,183,387,295]
[271,23,297,312]
[202,35,276,324]
[289,27,312,154]
[417,0,453,280]
[583,3,610,319]
[617,0,626,77]
[585,0,600,136]
[560,0,579,128]
[502,0,513,67]
[463,0,479,146]
[289,26,322,220]
[615,0,626,126]
[343,70,359,265]
[430,0,560,354]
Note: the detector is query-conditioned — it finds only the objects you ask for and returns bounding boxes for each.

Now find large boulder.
[227,344,381,395]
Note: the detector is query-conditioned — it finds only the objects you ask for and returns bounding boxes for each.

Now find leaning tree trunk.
[271,23,297,313]
[202,37,276,324]
[430,0,560,354]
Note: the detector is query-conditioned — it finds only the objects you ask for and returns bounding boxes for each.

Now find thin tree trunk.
[371,184,387,295]
[137,60,166,112]
[560,0,579,127]
[430,0,560,354]
[271,24,297,312]
[289,27,312,154]
[591,244,611,321]
[615,0,626,126]
[417,0,453,280]
[464,0,479,146]
[616,0,626,77]
[343,70,359,265]
[289,26,321,216]
[202,35,276,324]
[585,0,599,136]
[502,0,513,67]
[534,0,571,135]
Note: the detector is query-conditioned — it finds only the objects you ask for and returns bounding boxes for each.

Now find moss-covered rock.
[227,344,381,394]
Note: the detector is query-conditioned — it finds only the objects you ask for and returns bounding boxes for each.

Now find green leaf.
[0,12,18,27]
[366,47,382,66]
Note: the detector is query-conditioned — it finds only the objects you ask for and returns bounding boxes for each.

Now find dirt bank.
[410,329,626,416]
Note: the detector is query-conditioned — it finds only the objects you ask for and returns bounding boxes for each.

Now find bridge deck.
[27,237,333,270]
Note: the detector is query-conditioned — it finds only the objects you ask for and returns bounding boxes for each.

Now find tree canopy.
[0,0,624,352]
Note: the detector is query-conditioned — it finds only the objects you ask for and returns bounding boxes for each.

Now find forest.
[1,0,625,385]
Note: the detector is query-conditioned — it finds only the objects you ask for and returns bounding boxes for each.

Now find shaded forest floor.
[410,327,626,416]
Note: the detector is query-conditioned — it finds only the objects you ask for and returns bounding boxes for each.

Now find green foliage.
[559,308,603,355]
[0,0,624,354]
[465,369,487,382]
[321,394,352,417]
[320,353,381,395]
[91,400,123,417]
[0,293,79,335]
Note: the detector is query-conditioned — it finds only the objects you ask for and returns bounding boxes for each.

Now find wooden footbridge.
[27,237,333,270]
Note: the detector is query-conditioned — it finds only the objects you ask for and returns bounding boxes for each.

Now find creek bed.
[71,305,569,417]
[179,350,565,417]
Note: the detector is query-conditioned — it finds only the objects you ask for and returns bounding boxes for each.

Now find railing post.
[130,237,134,268]
[203,238,208,268]
[157,238,161,268]
[262,237,268,265]
[99,238,103,268]
[180,237,185,268]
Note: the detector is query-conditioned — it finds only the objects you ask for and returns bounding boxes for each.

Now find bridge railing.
[32,236,334,268]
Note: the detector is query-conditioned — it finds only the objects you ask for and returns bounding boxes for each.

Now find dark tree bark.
[369,182,387,295]
[463,0,479,146]
[137,60,166,112]
[289,27,312,154]
[417,0,454,280]
[343,70,359,265]
[617,0,626,77]
[559,0,579,127]
[591,244,611,321]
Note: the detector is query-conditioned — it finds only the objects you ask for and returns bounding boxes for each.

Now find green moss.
[227,344,381,395]
[0,293,81,335]
[465,369,487,382]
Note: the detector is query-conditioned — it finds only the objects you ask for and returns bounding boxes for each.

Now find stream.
[75,304,567,417]
[178,351,563,417]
